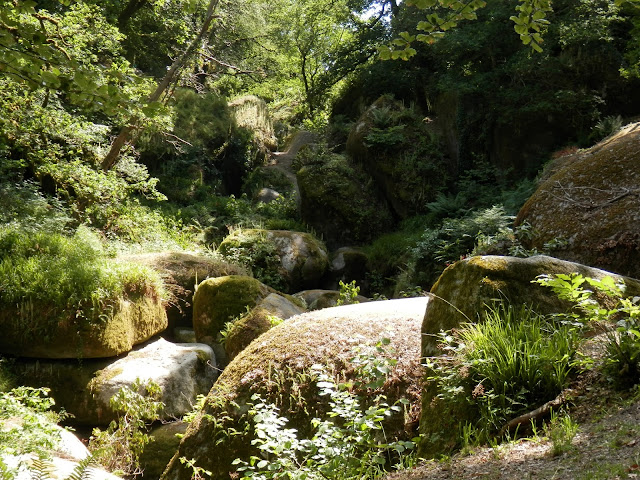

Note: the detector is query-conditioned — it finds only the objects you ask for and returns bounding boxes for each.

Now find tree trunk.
[101,0,221,171]
[117,0,148,31]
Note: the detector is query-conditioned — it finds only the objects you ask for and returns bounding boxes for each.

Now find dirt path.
[264,131,317,206]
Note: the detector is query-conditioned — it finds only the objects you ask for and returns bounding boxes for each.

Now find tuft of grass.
[427,302,581,444]
[0,225,165,328]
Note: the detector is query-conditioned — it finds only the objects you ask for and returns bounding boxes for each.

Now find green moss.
[193,275,275,340]
[0,294,167,358]
[0,225,167,358]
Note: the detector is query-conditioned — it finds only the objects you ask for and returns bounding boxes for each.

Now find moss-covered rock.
[224,293,306,360]
[324,247,369,291]
[120,251,247,332]
[192,275,276,342]
[0,295,167,359]
[139,421,188,480]
[218,229,329,293]
[294,289,370,310]
[296,147,395,246]
[161,298,428,480]
[346,95,449,219]
[516,122,640,278]
[418,254,640,457]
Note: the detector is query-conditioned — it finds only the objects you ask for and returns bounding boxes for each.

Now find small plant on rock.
[232,339,416,480]
[89,379,164,477]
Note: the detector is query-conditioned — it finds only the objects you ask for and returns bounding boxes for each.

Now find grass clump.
[0,225,164,338]
[426,302,580,446]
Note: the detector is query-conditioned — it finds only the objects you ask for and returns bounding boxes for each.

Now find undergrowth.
[425,302,581,446]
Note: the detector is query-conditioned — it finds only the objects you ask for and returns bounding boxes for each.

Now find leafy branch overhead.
[380,0,639,59]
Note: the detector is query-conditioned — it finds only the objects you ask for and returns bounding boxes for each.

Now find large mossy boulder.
[0,295,167,359]
[161,298,428,480]
[346,95,449,219]
[224,292,306,360]
[294,289,370,310]
[139,421,188,480]
[295,147,394,247]
[0,228,168,359]
[120,251,247,332]
[192,275,276,342]
[15,338,217,426]
[516,122,640,279]
[418,254,640,457]
[218,229,329,293]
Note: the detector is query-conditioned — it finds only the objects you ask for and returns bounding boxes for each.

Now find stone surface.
[324,247,369,291]
[296,150,394,247]
[121,251,247,332]
[516,122,640,278]
[192,275,276,341]
[15,339,217,426]
[218,230,329,293]
[139,421,188,480]
[294,289,370,310]
[0,294,167,359]
[161,298,428,480]
[2,455,122,480]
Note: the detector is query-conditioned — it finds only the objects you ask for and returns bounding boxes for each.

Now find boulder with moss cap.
[192,275,277,343]
[218,229,329,293]
[15,338,216,426]
[119,251,247,333]
[161,297,428,480]
[418,254,640,457]
[0,294,167,359]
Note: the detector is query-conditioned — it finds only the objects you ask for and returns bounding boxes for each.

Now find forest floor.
[388,339,640,480]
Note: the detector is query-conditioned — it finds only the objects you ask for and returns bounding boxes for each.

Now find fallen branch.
[499,391,569,437]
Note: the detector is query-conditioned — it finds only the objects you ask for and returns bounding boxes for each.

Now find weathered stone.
[296,150,395,247]
[346,95,448,219]
[139,421,188,480]
[0,294,167,359]
[255,187,281,203]
[3,455,122,480]
[324,247,369,291]
[15,339,217,426]
[224,293,306,360]
[218,230,329,293]
[294,289,370,310]
[516,122,640,278]
[161,298,428,480]
[193,275,276,342]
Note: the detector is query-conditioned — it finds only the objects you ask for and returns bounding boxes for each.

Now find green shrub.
[336,280,360,306]
[0,181,73,234]
[232,340,416,480]
[89,379,164,476]
[536,273,640,389]
[218,228,287,291]
[425,303,580,444]
[404,205,514,289]
[0,387,64,459]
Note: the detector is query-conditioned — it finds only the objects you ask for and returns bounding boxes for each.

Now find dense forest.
[2,0,640,479]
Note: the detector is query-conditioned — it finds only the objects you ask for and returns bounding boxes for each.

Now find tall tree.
[101,0,221,170]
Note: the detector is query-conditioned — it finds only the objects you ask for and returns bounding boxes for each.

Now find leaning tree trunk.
[101,0,221,171]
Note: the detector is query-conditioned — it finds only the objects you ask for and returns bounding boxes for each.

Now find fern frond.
[65,455,96,480]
